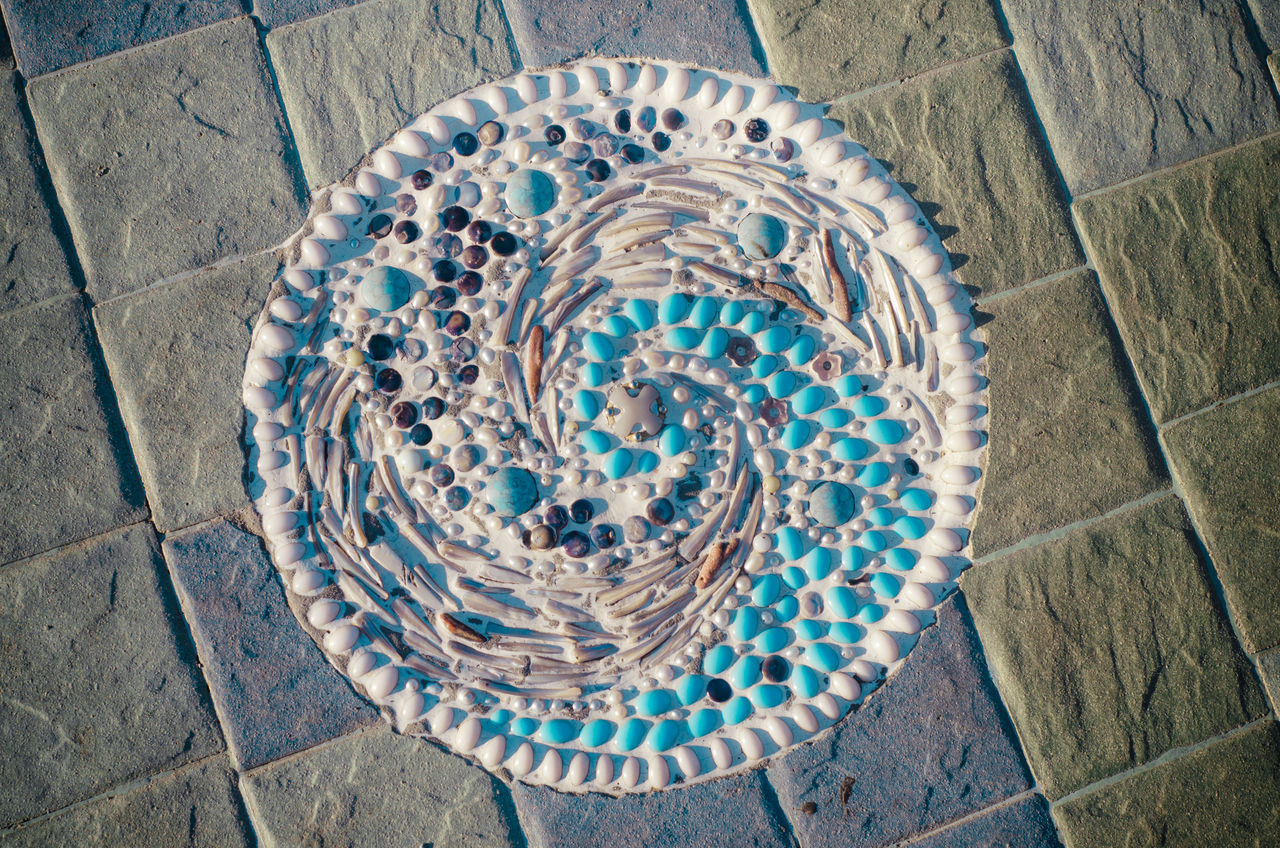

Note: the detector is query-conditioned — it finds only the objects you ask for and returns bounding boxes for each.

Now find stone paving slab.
[1257,647,1280,713]
[1249,2,1280,52]
[94,252,278,533]
[1163,386,1280,653]
[0,523,225,829]
[830,51,1081,296]
[962,496,1266,799]
[0,756,252,847]
[909,794,1062,848]
[1001,0,1279,195]
[513,769,791,848]
[162,517,380,770]
[0,0,245,79]
[971,270,1167,557]
[266,0,519,188]
[0,69,76,314]
[766,596,1030,848]
[504,0,764,74]
[1053,721,1280,848]
[748,0,1007,103]
[26,16,304,302]
[242,726,522,847]
[1074,134,1280,425]
[0,293,147,566]
[255,0,366,30]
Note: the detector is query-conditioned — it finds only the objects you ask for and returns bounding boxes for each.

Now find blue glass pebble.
[869,572,902,598]
[842,546,864,571]
[580,430,611,454]
[807,643,841,673]
[574,389,602,420]
[857,603,886,624]
[738,213,788,260]
[731,655,763,690]
[637,688,674,717]
[751,684,786,709]
[787,333,816,366]
[504,169,556,218]
[766,370,797,397]
[725,696,753,725]
[775,526,805,561]
[741,309,766,334]
[649,719,683,752]
[635,450,659,473]
[732,606,760,641]
[705,644,736,675]
[899,488,932,511]
[604,448,633,479]
[540,718,581,744]
[867,418,907,445]
[830,622,863,644]
[793,665,822,698]
[861,530,888,552]
[484,467,539,516]
[853,395,888,417]
[805,547,834,580]
[665,326,701,351]
[583,331,615,361]
[832,437,869,461]
[795,618,825,640]
[826,585,858,619]
[677,674,708,706]
[759,325,792,355]
[783,566,808,590]
[808,481,855,527]
[893,515,926,539]
[867,507,894,526]
[602,315,636,337]
[819,408,851,429]
[885,548,917,571]
[741,384,766,403]
[781,419,813,450]
[689,296,719,329]
[752,573,782,606]
[756,627,789,653]
[720,300,745,325]
[618,718,650,751]
[792,386,828,415]
[774,594,799,623]
[490,709,513,725]
[360,266,412,312]
[512,717,540,736]
[658,424,686,457]
[659,292,692,324]
[702,327,729,358]
[583,362,607,387]
[625,299,656,331]
[835,375,863,397]
[690,708,722,736]
[750,354,780,378]
[857,461,890,487]
[582,719,616,747]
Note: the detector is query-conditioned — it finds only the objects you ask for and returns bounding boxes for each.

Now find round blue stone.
[484,467,538,516]
[504,169,556,218]
[809,481,855,527]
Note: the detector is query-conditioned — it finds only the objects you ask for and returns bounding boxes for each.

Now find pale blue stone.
[635,450,659,473]
[512,717,540,736]
[758,325,791,354]
[793,664,822,698]
[781,419,813,450]
[792,385,828,415]
[853,395,888,417]
[867,418,907,445]
[775,525,804,560]
[783,566,807,589]
[885,548,916,571]
[705,644,735,675]
[787,333,816,366]
[602,315,636,337]
[741,384,766,403]
[826,585,858,619]
[689,296,719,329]
[720,300,745,325]
[808,481,854,527]
[732,607,760,641]
[702,327,729,358]
[830,622,862,643]
[582,719,616,747]
[637,688,675,717]
[583,331,615,361]
[574,389,602,420]
[869,572,902,598]
[766,370,797,397]
[604,448,633,479]
[899,488,932,511]
[857,603,886,623]
[690,708,722,736]
[804,547,834,580]
[658,424,686,457]
[774,595,798,622]
[539,718,581,744]
[741,309,766,334]
[807,643,841,673]
[750,354,780,378]
[664,326,702,351]
[625,299,657,331]
[795,619,825,640]
[484,467,539,516]
[676,674,708,706]
[583,362,607,387]
[857,461,890,487]
[756,627,789,654]
[835,375,863,397]
[893,515,926,539]
[819,408,851,429]
[730,655,762,689]
[504,169,556,218]
[751,684,786,708]
[842,546,864,571]
[659,291,692,325]
[867,507,894,526]
[618,718,650,751]
[738,213,788,260]
[725,696,753,725]
[861,530,888,552]
[752,573,781,607]
[648,719,683,752]
[832,436,869,461]
[580,430,611,454]
[360,266,411,311]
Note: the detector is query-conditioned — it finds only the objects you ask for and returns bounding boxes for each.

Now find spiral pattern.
[243,59,987,793]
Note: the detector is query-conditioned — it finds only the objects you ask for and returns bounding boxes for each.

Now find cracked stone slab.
[255,0,367,29]
[766,596,1031,848]
[162,518,379,770]
[512,769,791,848]
[971,270,1167,557]
[0,523,225,829]
[1001,0,1279,194]
[909,794,1062,848]
[0,293,147,565]
[962,496,1267,798]
[748,0,1007,102]
[1053,721,1280,848]
[1257,647,1280,714]
[0,68,76,314]
[242,727,520,848]
[504,0,764,75]
[1075,134,1280,424]
[1163,387,1280,652]
[830,51,1082,296]
[26,16,304,301]
[94,252,279,532]
[266,0,519,188]
[0,757,251,847]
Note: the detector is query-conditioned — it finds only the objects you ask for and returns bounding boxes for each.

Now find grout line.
[973,264,1089,306]
[0,517,155,575]
[490,0,527,73]
[888,788,1040,847]
[828,44,1013,109]
[252,15,317,218]
[757,769,803,848]
[90,247,278,309]
[1156,378,1280,431]
[241,721,386,779]
[734,0,773,78]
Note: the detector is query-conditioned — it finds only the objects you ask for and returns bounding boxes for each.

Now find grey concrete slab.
[94,252,278,532]
[1001,0,1279,195]
[910,794,1062,848]
[265,0,519,188]
[26,16,304,301]
[0,293,147,566]
[0,523,225,829]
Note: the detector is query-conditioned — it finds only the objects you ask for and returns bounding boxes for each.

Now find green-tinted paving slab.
[962,496,1266,798]
[94,253,279,533]
[0,757,251,848]
[266,0,519,188]
[748,0,1007,102]
[242,727,520,848]
[1074,134,1280,424]
[972,270,1166,556]
[1053,721,1280,848]
[1163,386,1280,653]
[1257,647,1280,713]
[830,50,1081,296]
[0,524,224,829]
[26,17,304,302]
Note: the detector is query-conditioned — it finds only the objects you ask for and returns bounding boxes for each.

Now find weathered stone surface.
[0,757,251,847]
[266,0,519,188]
[0,524,224,828]
[514,769,791,848]
[1053,721,1280,848]
[972,271,1167,556]
[831,51,1081,295]
[1163,387,1280,652]
[162,518,379,770]
[1075,135,1280,424]
[26,17,304,301]
[910,794,1062,848]
[767,597,1030,848]
[94,252,278,532]
[1250,2,1280,52]
[749,0,1007,102]
[0,293,147,565]
[963,496,1266,798]
[0,69,76,313]
[255,0,365,29]
[243,727,520,847]
[505,0,763,74]
[0,0,243,78]
[1001,0,1278,194]
[1256,646,1280,713]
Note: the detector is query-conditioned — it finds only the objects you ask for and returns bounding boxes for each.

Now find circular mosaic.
[243,59,987,794]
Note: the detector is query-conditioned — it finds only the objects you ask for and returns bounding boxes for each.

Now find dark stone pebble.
[466,220,492,243]
[432,260,458,283]
[524,524,557,550]
[490,232,518,256]
[589,524,616,548]
[410,169,433,190]
[569,498,594,523]
[366,333,394,361]
[449,337,476,362]
[762,655,790,682]
[615,109,631,133]
[393,220,419,244]
[390,401,417,428]
[651,132,671,152]
[456,270,483,296]
[421,397,446,420]
[647,497,674,526]
[563,142,591,163]
[429,286,456,309]
[429,463,454,487]
[409,423,433,445]
[453,131,479,156]
[544,504,569,530]
[441,205,470,232]
[585,158,611,182]
[636,106,656,133]
[706,678,732,702]
[621,143,645,164]
[444,486,470,510]
[744,118,769,143]
[562,530,590,558]
[903,457,919,475]
[367,213,393,239]
[457,364,479,385]
[461,244,488,269]
[444,311,470,336]
[544,124,566,145]
[661,108,684,130]
[374,368,402,393]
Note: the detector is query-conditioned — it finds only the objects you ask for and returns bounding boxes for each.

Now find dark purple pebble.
[367,214,393,239]
[545,124,566,145]
[544,504,569,530]
[562,530,590,558]
[569,498,594,523]
[410,169,433,190]
[646,497,674,526]
[421,397,446,420]
[429,286,457,309]
[762,655,790,682]
[706,678,732,702]
[390,401,417,429]
[589,524,616,548]
[457,364,479,385]
[393,220,419,244]
[661,108,684,131]
[744,118,769,143]
[429,463,454,487]
[585,158,611,182]
[444,311,470,336]
[490,232,518,256]
[453,132,479,156]
[461,244,488,269]
[432,260,458,283]
[366,333,394,361]
[441,205,470,232]
[409,423,433,445]
[651,132,671,152]
[456,271,483,296]
[466,220,492,243]
[374,368,402,393]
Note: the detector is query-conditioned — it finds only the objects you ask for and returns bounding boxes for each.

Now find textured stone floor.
[1,1,1278,846]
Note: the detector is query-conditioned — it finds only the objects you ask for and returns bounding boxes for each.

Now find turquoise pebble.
[732,607,760,641]
[665,326,702,351]
[795,618,825,640]
[648,719,683,752]
[730,655,762,690]
[580,430,611,454]
[725,696,753,725]
[756,627,789,653]
[625,299,657,331]
[759,325,792,355]
[842,546,864,570]
[741,384,766,403]
[751,684,786,709]
[900,488,932,511]
[604,448,633,480]
[504,169,556,218]
[830,622,862,643]
[720,300,745,325]
[574,389,602,420]
[805,547,834,580]
[582,719,616,747]
[857,603,886,623]
[775,595,799,623]
[752,573,782,607]
[490,709,513,725]
[738,213,788,260]
[807,643,841,673]
[808,481,855,527]
[793,386,828,415]
[583,362,607,387]
[819,408,851,429]
[787,333,816,366]
[832,437,869,461]
[766,370,798,397]
[775,526,805,561]
[583,331,615,361]
[689,296,719,329]
[867,507,894,526]
[741,309,766,334]
[867,419,907,445]
[484,467,539,517]
[539,718,581,744]
[861,530,888,552]
[635,450,659,473]
[360,266,411,311]
[826,585,858,619]
[690,708,722,736]
[618,718,651,751]
[659,292,693,324]
[512,717,540,736]
[885,548,916,571]
[602,315,636,337]
[853,395,887,417]
[869,573,902,598]
[658,424,686,457]
[702,327,729,359]
[857,462,890,487]
[781,419,813,450]
[793,665,822,698]
[783,566,807,590]
[893,515,926,539]
[677,674,708,706]
[834,375,863,397]
[705,644,735,675]
[750,354,781,378]
[637,688,674,717]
